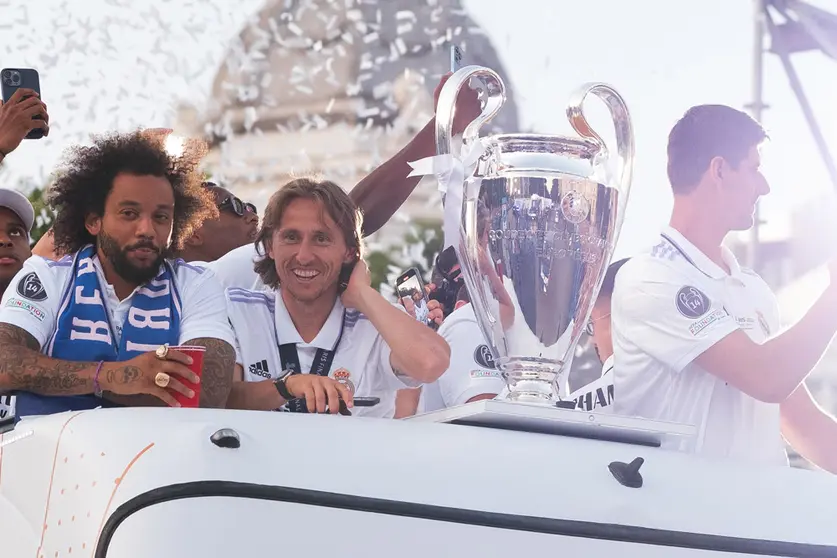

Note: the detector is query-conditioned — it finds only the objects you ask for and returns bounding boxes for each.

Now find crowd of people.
[1,72,837,473]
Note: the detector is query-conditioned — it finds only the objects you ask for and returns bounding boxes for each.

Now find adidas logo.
[248,359,271,379]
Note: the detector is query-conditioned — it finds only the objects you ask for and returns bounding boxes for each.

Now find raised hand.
[0,88,49,156]
[339,259,373,310]
[433,72,481,136]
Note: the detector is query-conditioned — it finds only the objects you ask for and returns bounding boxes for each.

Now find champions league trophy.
[435,66,634,405]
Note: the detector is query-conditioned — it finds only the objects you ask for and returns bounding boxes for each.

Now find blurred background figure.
[177,182,259,263]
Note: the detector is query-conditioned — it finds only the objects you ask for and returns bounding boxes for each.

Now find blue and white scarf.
[15,244,182,419]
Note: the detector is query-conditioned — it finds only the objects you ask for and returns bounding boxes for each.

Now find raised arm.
[351,73,480,236]
[615,259,837,404]
[342,262,450,383]
[694,284,837,402]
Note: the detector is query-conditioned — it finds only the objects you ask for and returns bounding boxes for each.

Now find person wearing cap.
[0,85,49,427]
[0,187,34,428]
[0,187,34,295]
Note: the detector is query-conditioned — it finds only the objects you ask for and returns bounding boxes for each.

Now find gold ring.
[155,345,169,360]
[154,372,171,388]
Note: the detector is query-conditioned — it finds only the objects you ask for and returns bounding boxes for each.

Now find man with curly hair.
[0,130,237,419]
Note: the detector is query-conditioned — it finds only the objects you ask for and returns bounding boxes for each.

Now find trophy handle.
[434,65,506,156]
[566,83,635,230]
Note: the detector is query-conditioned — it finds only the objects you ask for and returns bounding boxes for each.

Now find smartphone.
[395,267,432,325]
[337,259,357,294]
[450,45,463,72]
[333,396,380,416]
[1,68,44,140]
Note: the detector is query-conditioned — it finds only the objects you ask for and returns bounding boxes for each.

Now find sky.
[1,0,837,261]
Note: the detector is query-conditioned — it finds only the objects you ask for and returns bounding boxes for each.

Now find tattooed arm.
[184,337,236,408]
[0,323,125,395]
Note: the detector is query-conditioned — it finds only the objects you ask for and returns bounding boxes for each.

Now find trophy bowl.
[435,66,634,405]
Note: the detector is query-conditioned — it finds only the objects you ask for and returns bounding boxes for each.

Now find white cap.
[0,188,35,233]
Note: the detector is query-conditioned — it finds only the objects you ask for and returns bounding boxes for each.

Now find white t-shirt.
[611,226,786,465]
[198,243,265,291]
[420,304,506,413]
[0,255,236,352]
[226,288,418,418]
[567,355,614,412]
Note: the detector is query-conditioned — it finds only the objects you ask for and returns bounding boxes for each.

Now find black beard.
[98,231,165,286]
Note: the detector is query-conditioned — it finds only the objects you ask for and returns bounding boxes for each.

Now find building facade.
[174,0,520,247]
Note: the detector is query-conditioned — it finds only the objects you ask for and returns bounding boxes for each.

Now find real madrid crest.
[333,368,355,394]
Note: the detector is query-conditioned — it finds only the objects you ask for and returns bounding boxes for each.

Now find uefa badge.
[333,368,355,394]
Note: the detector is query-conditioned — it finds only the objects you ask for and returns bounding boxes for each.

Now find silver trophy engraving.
[435,66,634,404]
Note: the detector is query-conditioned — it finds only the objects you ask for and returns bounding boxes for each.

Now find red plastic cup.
[169,345,205,408]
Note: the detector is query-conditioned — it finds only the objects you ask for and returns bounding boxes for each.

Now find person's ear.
[344,246,359,264]
[84,213,102,236]
[708,156,726,185]
[184,230,204,248]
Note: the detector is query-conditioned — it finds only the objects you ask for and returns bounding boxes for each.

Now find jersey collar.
[660,226,742,281]
[274,291,346,350]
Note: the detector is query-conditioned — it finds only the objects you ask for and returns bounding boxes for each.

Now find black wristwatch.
[273,372,295,401]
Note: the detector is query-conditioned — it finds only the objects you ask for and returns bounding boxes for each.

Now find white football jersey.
[226,288,418,418]
[611,226,786,465]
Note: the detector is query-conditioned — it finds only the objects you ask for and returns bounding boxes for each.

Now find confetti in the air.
[0,0,520,248]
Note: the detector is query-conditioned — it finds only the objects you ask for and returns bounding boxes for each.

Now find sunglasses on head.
[218,195,257,216]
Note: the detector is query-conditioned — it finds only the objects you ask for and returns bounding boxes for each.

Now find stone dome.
[202,0,520,139]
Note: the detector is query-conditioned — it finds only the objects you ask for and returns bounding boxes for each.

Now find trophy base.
[501,357,565,406]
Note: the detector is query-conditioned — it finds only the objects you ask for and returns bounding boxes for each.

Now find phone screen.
[395,268,430,324]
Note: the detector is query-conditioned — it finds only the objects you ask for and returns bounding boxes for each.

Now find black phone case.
[338,260,356,294]
[1,68,43,140]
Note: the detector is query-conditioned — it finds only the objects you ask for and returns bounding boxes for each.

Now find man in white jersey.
[0,86,49,426]
[0,131,236,419]
[612,104,837,470]
[225,178,450,418]
[0,188,36,427]
[419,291,505,413]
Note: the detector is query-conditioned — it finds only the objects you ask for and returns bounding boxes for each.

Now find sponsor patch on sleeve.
[4,297,46,321]
[16,272,47,302]
[469,369,503,380]
[676,285,710,318]
[688,308,727,336]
